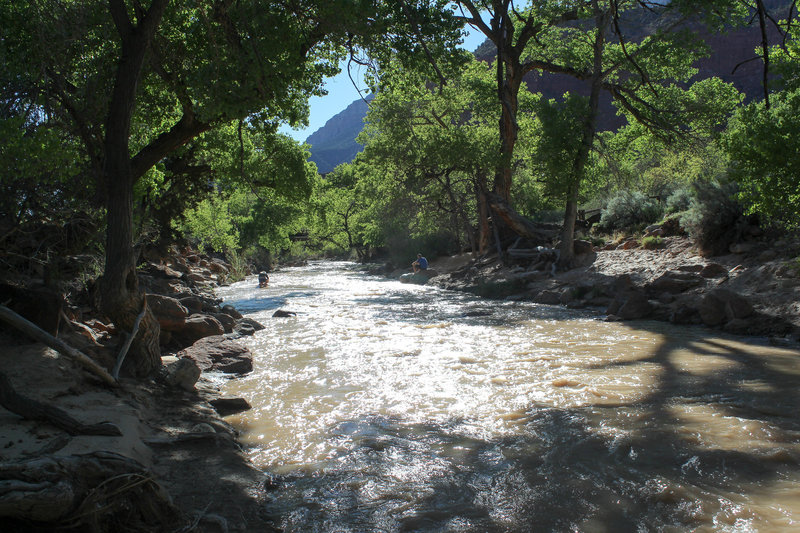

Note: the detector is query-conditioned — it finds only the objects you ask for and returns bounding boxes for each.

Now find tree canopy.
[2,0,800,377]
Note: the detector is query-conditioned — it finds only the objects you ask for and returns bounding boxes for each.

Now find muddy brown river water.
[217,261,800,532]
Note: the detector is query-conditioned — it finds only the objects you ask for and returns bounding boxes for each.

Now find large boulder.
[608,291,653,320]
[698,289,754,327]
[178,335,253,374]
[669,296,702,325]
[163,357,201,391]
[533,290,563,305]
[700,263,729,279]
[147,294,189,331]
[175,314,224,345]
[209,397,252,416]
[207,259,230,275]
[229,317,265,338]
[573,239,594,255]
[399,269,439,284]
[647,271,704,294]
[179,295,206,314]
[221,304,243,320]
[212,312,236,333]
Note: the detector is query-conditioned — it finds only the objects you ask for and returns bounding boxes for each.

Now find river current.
[217,261,800,532]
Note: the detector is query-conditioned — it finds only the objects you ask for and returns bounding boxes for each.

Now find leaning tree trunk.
[492,18,522,205]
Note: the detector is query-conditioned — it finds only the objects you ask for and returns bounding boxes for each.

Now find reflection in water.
[218,262,800,532]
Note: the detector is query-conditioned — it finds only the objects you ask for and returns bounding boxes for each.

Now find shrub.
[588,235,606,247]
[680,181,746,256]
[596,191,663,233]
[665,186,693,215]
[641,235,665,249]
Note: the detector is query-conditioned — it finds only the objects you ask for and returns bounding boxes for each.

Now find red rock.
[178,335,253,374]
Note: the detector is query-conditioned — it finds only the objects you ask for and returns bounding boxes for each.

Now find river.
[216,261,800,532]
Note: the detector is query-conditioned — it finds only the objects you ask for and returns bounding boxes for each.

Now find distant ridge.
[305,94,374,174]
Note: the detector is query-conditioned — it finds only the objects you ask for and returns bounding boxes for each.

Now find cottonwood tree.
[357,56,514,253]
[454,0,741,267]
[1,0,459,377]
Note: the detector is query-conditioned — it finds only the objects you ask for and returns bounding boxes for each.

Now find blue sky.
[279,26,487,143]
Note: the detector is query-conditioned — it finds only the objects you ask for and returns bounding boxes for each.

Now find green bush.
[596,191,663,233]
[665,186,693,215]
[641,235,665,249]
[679,181,746,256]
[723,87,800,228]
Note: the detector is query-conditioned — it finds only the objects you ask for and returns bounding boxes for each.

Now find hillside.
[306,94,373,174]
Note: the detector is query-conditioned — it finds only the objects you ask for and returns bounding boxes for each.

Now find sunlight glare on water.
[217,261,800,532]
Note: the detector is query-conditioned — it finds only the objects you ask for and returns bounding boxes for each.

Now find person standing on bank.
[412,253,428,273]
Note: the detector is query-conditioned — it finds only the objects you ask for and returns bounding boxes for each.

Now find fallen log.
[0,372,121,437]
[0,304,117,387]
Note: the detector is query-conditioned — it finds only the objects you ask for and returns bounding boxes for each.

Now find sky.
[279,26,487,143]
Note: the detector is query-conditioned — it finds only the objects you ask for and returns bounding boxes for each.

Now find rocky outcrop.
[426,235,800,342]
[398,269,439,285]
[134,248,264,351]
[148,294,190,331]
[698,288,754,327]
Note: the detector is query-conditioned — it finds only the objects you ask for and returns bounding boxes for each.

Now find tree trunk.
[475,173,491,254]
[492,4,521,204]
[557,4,607,269]
[98,0,168,377]
[488,193,559,244]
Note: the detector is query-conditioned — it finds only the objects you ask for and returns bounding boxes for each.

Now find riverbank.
[0,249,277,532]
[389,234,800,344]
[2,233,799,530]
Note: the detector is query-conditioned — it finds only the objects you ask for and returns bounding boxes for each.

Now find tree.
[723,87,800,226]
[1,0,374,376]
[358,56,508,253]
[307,164,370,258]
[454,1,741,267]
[453,1,585,248]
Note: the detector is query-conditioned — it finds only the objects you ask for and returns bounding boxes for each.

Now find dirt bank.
[422,235,800,344]
[0,333,275,532]
[0,248,277,532]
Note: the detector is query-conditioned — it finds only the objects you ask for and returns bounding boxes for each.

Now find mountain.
[305,94,374,174]
[305,4,787,172]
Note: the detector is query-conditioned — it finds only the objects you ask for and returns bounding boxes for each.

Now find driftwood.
[112,296,148,380]
[0,451,180,528]
[0,372,120,437]
[0,304,117,387]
